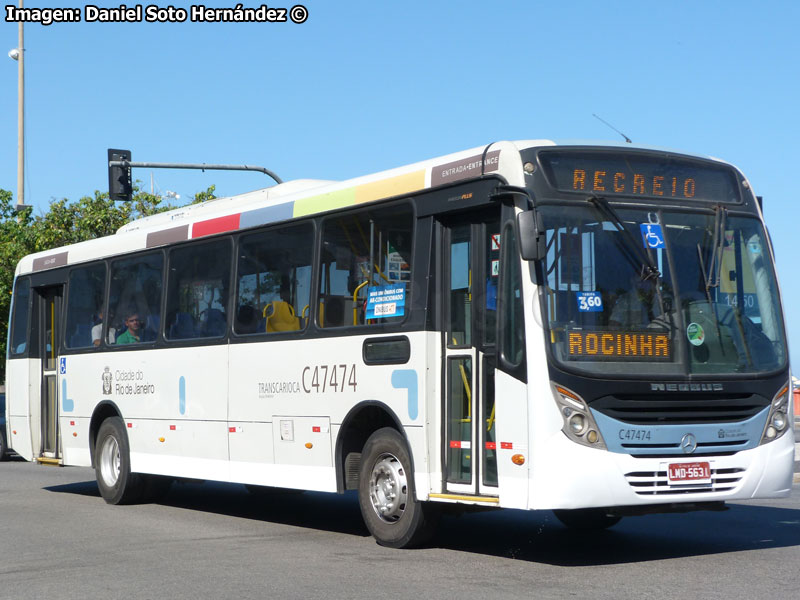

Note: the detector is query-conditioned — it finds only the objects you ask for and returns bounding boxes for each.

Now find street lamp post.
[8,0,25,211]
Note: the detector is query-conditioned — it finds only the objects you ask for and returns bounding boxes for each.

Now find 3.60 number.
[578,294,603,311]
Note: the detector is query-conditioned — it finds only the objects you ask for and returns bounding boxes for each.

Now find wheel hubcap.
[98,435,121,487]
[368,452,408,523]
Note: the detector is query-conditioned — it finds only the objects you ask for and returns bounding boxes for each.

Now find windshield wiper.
[695,205,729,357]
[587,195,661,281]
[587,195,672,328]
[699,205,727,294]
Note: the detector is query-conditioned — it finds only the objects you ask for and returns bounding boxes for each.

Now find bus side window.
[108,253,164,345]
[165,239,232,340]
[8,277,31,356]
[65,264,106,349]
[318,203,413,328]
[235,222,313,336]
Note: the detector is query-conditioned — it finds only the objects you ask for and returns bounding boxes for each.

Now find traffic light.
[108,148,132,201]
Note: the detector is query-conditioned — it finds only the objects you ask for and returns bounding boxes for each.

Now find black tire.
[0,429,7,461]
[553,508,622,530]
[357,427,439,548]
[94,416,144,505]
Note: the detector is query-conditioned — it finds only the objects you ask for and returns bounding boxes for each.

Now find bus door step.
[35,457,63,467]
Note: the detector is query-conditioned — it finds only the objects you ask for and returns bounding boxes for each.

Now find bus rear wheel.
[95,416,144,505]
[357,428,438,548]
[553,508,622,530]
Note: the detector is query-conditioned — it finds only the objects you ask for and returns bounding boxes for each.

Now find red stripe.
[485,442,497,450]
[169,425,176,431]
[501,442,513,449]
[193,214,241,238]
[312,426,321,433]
[449,440,461,449]
[127,423,132,428]
[228,427,237,433]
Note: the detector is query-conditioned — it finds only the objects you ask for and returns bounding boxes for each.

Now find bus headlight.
[552,384,606,449]
[760,383,790,445]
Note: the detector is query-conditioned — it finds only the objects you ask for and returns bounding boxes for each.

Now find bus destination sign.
[567,329,671,361]
[539,151,741,203]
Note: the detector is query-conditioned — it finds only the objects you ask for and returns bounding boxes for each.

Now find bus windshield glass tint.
[537,204,787,376]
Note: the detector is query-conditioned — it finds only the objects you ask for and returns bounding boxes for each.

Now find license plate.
[667,461,711,484]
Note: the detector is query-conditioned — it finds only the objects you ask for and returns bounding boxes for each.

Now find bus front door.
[35,286,63,461]
[441,211,500,497]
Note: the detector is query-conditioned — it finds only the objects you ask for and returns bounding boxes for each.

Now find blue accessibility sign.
[640,223,665,249]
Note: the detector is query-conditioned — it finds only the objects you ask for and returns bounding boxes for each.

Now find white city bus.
[4,140,793,547]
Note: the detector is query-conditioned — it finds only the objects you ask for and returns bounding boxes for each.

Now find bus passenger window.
[65,264,106,349]
[108,253,163,345]
[165,240,231,340]
[235,222,312,335]
[318,204,413,328]
[8,277,31,356]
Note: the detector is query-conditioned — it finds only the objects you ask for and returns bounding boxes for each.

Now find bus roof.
[16,139,741,277]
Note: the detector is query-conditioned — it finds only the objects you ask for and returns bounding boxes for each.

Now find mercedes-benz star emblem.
[681,433,698,454]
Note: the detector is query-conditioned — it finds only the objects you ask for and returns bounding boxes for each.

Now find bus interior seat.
[201,308,227,337]
[322,296,345,328]
[169,312,197,339]
[69,323,92,348]
[265,300,299,332]
[236,305,258,334]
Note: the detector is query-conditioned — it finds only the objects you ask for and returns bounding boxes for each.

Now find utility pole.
[12,0,25,210]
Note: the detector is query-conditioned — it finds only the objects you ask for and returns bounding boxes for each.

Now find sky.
[2,0,800,370]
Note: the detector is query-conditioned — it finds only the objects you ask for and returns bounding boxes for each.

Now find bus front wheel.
[357,427,438,548]
[95,416,144,505]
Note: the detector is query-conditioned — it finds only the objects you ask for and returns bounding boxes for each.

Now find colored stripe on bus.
[192,214,241,238]
[146,224,190,248]
[239,202,294,229]
[354,170,425,204]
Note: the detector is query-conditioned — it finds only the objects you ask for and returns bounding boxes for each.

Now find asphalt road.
[1,455,799,600]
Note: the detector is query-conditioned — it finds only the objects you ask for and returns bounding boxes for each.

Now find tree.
[0,183,216,382]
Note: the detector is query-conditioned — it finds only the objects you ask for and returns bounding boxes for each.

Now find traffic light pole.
[107,148,282,201]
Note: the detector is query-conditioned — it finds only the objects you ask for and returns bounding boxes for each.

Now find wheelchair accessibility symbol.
[639,223,665,249]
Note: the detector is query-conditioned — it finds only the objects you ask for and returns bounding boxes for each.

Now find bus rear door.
[35,285,63,463]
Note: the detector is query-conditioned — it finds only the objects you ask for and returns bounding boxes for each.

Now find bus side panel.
[422,331,443,497]
[60,347,229,475]
[60,416,91,466]
[6,358,37,461]
[228,333,429,492]
[494,370,529,509]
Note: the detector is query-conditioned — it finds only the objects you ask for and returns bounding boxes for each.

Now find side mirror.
[516,210,546,261]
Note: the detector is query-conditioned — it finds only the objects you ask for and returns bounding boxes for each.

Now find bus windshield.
[538,204,787,376]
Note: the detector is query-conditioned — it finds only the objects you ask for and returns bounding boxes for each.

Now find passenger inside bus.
[115,310,143,344]
[91,309,116,346]
[608,276,661,328]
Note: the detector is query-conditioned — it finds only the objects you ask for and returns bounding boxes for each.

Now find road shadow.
[433,501,800,565]
[45,477,370,538]
[45,477,800,565]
